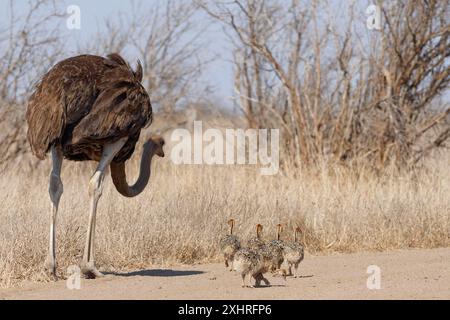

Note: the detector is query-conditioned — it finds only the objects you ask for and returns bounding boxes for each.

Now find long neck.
[110,142,155,198]
[294,230,298,242]
[277,228,281,241]
[229,222,234,235]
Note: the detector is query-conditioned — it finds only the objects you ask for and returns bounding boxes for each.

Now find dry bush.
[200,0,450,171]
[0,0,65,168]
[0,0,64,103]
[84,0,211,113]
[0,103,31,169]
[0,149,448,288]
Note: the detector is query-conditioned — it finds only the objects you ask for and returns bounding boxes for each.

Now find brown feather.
[26,54,152,162]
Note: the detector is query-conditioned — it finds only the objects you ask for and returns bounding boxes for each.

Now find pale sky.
[2,0,448,105]
[0,0,371,102]
[1,0,234,100]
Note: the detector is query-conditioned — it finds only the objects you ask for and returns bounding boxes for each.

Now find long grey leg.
[46,146,63,280]
[294,262,299,278]
[81,138,127,279]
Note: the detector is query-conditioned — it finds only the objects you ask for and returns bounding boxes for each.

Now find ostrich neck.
[110,142,156,198]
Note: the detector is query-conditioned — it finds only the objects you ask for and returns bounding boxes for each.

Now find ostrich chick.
[233,246,287,288]
[267,224,285,271]
[247,224,265,250]
[283,227,305,278]
[219,219,241,271]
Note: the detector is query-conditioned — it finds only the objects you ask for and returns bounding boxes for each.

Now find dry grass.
[0,152,449,288]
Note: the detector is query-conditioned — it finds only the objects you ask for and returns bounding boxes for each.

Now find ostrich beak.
[157,149,165,157]
[154,138,165,157]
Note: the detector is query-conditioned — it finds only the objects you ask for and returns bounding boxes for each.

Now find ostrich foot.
[80,261,104,279]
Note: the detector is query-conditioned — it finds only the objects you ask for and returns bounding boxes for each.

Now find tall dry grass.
[0,152,449,288]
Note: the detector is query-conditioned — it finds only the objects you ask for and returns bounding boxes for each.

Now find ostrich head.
[147,136,165,157]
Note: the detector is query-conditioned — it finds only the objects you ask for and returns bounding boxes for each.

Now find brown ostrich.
[26,53,165,279]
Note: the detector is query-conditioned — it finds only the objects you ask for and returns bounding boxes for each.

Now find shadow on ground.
[252,284,287,289]
[107,269,205,278]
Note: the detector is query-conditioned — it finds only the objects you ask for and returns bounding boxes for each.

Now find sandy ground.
[1,248,449,300]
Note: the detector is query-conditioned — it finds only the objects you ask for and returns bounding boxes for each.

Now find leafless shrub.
[0,0,65,168]
[0,0,64,103]
[200,0,450,171]
[84,0,211,114]
[1,0,448,172]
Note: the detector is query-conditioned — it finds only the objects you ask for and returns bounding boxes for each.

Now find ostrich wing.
[27,54,151,160]
[68,64,152,146]
[27,55,104,159]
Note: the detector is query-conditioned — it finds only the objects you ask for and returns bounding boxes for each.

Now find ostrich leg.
[81,138,127,278]
[46,146,63,280]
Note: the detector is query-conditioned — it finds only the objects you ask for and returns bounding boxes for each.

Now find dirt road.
[1,248,449,300]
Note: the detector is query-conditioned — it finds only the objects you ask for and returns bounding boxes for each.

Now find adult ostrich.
[26,53,165,279]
